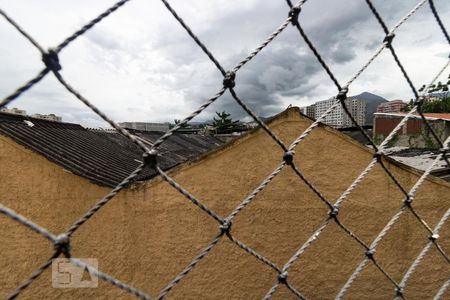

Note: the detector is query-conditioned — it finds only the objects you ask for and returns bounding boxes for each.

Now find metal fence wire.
[0,0,449,299]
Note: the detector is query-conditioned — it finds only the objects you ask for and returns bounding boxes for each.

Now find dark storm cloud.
[159,0,376,120]
[176,42,324,120]
[230,45,324,116]
[169,0,448,122]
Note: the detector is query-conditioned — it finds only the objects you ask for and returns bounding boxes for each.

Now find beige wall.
[0,108,449,299]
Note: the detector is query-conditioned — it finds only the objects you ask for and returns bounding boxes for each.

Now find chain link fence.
[0,0,449,299]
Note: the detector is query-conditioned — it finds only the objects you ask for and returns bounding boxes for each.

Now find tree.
[417,73,449,95]
[426,74,450,97]
[211,111,243,134]
[421,97,450,113]
[406,73,450,113]
[403,96,450,113]
[171,119,189,129]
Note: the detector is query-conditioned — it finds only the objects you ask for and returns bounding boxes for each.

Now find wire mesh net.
[0,0,449,299]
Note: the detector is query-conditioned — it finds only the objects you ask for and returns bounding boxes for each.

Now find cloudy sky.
[0,0,449,127]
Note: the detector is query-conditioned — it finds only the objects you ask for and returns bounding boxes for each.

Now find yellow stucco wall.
[0,108,449,299]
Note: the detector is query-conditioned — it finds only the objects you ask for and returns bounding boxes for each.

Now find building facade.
[373,112,450,148]
[0,107,27,116]
[0,108,448,299]
[300,104,316,119]
[0,108,62,122]
[119,121,170,132]
[31,113,62,122]
[315,97,365,128]
[376,100,407,113]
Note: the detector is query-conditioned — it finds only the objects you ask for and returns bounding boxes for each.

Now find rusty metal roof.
[0,112,224,187]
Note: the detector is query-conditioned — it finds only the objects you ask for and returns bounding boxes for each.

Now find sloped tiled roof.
[0,112,224,187]
[374,112,450,121]
[421,113,450,121]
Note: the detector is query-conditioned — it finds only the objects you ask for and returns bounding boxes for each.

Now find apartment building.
[300,104,316,119]
[376,100,406,113]
[315,97,365,128]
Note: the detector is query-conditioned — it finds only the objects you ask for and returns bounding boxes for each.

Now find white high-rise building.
[300,104,316,119]
[315,97,365,128]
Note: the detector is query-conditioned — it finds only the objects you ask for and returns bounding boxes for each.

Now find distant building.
[424,95,444,102]
[315,97,365,128]
[348,98,366,127]
[300,104,316,119]
[0,108,61,122]
[373,112,450,148]
[119,122,170,132]
[0,108,62,122]
[0,107,27,116]
[31,113,62,122]
[246,122,259,129]
[376,100,406,113]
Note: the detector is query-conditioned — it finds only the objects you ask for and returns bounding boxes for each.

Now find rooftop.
[1,108,449,187]
[374,112,450,121]
[384,147,450,182]
[0,112,224,187]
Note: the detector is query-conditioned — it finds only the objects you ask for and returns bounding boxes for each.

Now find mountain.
[352,92,388,125]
